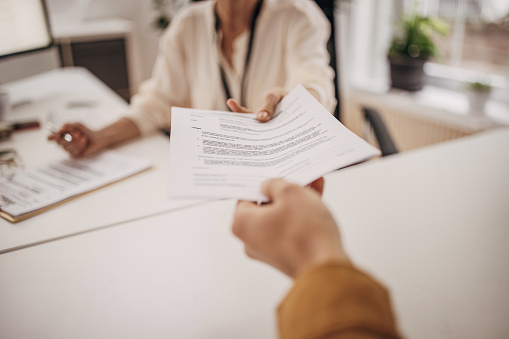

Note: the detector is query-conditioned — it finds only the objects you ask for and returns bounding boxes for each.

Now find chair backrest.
[362,107,399,157]
[313,0,340,121]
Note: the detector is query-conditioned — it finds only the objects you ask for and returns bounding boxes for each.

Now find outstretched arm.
[231,178,402,339]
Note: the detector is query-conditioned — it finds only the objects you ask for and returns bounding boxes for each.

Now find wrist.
[95,128,115,149]
[96,118,140,149]
[291,249,351,279]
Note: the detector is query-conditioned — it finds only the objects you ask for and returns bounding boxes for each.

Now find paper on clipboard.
[0,151,151,223]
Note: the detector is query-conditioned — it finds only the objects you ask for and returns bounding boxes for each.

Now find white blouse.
[126,0,336,136]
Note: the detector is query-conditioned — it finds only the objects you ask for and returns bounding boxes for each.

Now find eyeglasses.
[0,149,23,178]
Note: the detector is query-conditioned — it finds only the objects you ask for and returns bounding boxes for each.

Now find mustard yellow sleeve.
[278,261,402,339]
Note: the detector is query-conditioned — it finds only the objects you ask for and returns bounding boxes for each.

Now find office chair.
[362,107,399,157]
[313,0,341,121]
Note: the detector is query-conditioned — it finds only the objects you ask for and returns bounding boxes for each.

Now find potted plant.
[152,0,186,31]
[466,81,492,116]
[388,13,448,91]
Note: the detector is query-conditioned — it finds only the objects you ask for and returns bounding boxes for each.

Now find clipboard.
[0,151,151,223]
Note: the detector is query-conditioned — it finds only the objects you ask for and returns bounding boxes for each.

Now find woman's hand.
[227,87,288,122]
[48,122,104,158]
[48,118,141,158]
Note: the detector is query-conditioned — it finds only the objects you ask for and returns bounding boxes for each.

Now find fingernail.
[258,111,269,120]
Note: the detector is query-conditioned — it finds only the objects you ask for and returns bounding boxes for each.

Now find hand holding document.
[168,85,380,202]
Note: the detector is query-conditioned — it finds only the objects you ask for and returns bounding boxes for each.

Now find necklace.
[216,0,264,108]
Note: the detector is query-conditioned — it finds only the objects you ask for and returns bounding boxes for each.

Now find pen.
[45,120,73,142]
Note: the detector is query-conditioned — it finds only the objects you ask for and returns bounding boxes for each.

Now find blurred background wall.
[45,0,165,84]
[1,0,507,152]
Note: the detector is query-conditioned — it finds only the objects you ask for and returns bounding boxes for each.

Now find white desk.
[0,199,291,339]
[0,129,508,338]
[0,68,203,254]
[323,129,509,338]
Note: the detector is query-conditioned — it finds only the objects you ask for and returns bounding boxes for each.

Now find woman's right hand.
[47,122,105,158]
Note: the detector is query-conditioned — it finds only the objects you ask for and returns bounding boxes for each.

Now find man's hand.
[232,178,350,278]
[227,87,288,122]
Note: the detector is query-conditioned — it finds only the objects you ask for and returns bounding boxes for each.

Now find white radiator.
[342,89,486,152]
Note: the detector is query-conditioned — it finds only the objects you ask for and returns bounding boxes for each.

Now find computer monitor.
[0,0,53,59]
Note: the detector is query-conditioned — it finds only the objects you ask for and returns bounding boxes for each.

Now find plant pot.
[467,90,490,116]
[388,55,427,91]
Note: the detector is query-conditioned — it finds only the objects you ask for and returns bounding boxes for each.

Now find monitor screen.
[0,0,52,59]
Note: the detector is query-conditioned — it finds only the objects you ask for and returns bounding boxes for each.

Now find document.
[0,151,151,222]
[168,85,380,202]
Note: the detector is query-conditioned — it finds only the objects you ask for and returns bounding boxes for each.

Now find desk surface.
[0,68,203,254]
[1,129,508,338]
[0,199,290,339]
[323,129,509,338]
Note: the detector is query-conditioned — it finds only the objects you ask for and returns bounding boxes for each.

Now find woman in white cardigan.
[49,0,336,158]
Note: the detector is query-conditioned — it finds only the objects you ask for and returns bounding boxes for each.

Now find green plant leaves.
[389,13,449,59]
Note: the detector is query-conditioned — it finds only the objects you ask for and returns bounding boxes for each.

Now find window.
[402,0,509,87]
